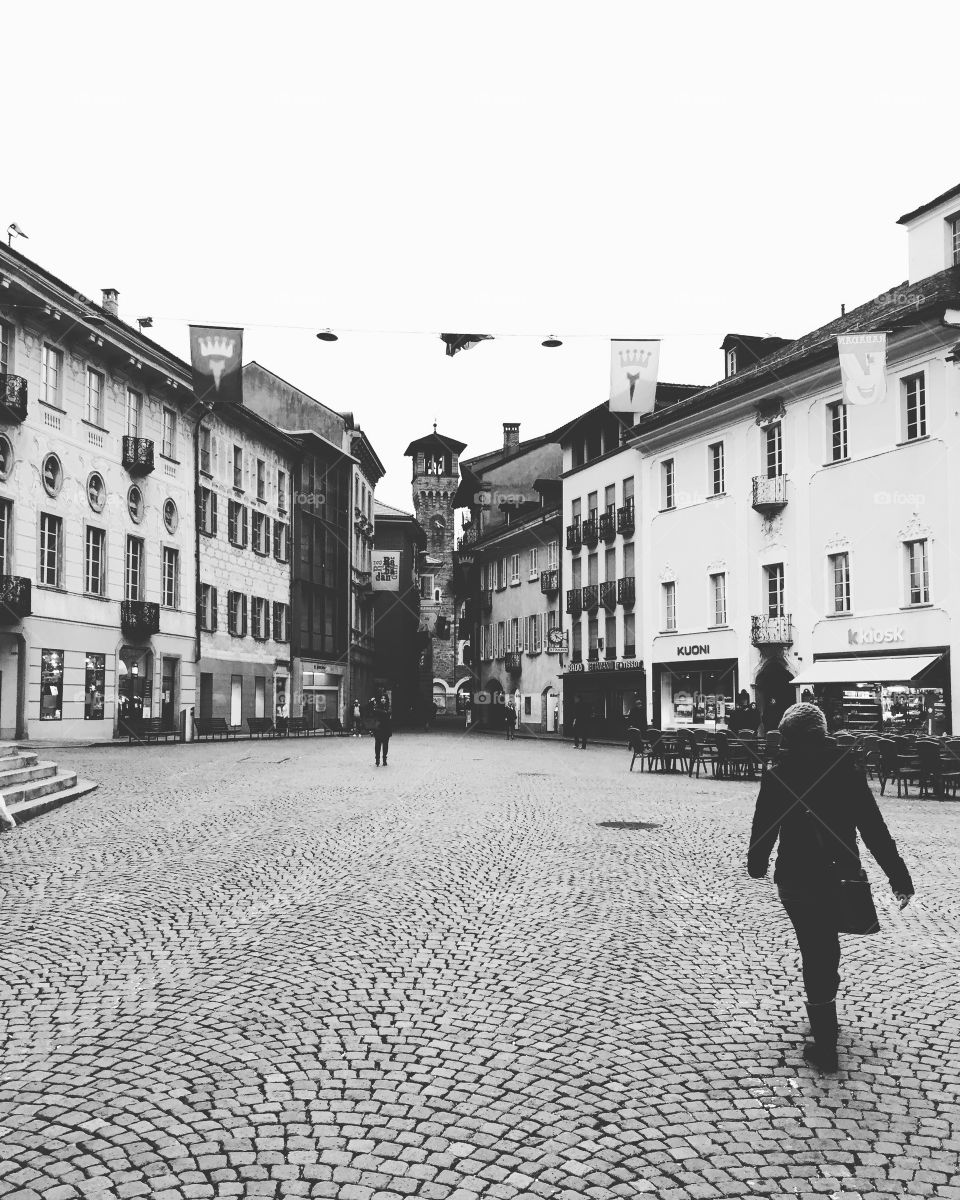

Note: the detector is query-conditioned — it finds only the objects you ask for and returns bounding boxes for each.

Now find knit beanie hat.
[778,701,828,744]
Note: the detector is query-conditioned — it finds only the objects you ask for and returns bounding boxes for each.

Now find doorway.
[230,675,242,726]
[160,657,179,731]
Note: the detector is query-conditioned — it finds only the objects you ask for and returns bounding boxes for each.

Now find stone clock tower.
[404,427,467,691]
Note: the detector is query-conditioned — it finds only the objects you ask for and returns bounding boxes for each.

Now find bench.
[322,718,347,737]
[120,716,180,744]
[247,717,276,738]
[287,716,324,737]
[194,717,241,741]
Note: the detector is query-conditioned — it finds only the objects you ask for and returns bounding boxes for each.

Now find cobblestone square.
[1,732,958,1199]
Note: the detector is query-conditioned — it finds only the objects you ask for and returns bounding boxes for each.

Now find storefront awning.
[792,655,941,686]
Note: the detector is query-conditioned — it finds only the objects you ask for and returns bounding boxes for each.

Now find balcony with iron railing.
[599,581,617,611]
[752,473,788,513]
[566,588,582,616]
[598,511,615,542]
[122,436,155,476]
[540,568,559,594]
[121,600,160,638]
[565,522,582,551]
[0,575,31,621]
[618,576,636,606]
[581,517,598,548]
[581,584,599,611]
[505,652,522,673]
[751,614,793,646]
[617,502,635,535]
[0,375,28,423]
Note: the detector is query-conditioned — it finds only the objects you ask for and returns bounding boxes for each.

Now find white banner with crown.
[609,339,660,414]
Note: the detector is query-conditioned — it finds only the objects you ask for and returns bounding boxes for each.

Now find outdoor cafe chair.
[915,739,957,799]
[941,739,960,797]
[685,728,719,778]
[627,727,645,772]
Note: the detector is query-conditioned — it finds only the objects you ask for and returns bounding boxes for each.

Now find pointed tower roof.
[404,428,467,457]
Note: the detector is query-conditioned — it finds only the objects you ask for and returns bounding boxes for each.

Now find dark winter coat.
[748,745,913,899]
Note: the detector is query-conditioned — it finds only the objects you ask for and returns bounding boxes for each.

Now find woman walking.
[747,702,913,1073]
[373,690,392,767]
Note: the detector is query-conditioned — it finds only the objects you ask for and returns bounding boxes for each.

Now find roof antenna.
[433,418,437,433]
[6,223,28,247]
[841,303,846,316]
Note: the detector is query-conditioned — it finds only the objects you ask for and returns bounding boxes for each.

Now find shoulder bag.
[804,805,881,936]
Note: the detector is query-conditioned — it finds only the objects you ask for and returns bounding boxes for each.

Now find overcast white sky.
[6,1,957,510]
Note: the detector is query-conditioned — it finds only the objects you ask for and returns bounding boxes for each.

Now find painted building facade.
[0,246,197,741]
[196,405,299,728]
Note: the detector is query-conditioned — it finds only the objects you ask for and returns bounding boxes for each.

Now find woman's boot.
[803,1000,838,1072]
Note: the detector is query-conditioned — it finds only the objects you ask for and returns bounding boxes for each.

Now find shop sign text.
[848,627,904,645]
[677,644,710,656]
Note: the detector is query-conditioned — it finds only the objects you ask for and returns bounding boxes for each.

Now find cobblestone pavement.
[2,732,959,1200]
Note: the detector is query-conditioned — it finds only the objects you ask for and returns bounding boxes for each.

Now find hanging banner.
[440,333,493,357]
[837,333,886,406]
[190,325,243,405]
[372,552,400,591]
[609,339,660,414]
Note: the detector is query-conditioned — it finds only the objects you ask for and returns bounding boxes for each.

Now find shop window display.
[40,649,64,720]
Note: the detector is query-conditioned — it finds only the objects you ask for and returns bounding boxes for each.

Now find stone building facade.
[405,429,467,710]
[371,499,426,723]
[0,245,197,741]
[196,405,300,727]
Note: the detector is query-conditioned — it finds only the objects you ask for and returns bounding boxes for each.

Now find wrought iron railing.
[581,584,599,611]
[540,568,559,594]
[565,523,581,551]
[566,588,582,616]
[752,474,788,511]
[582,517,598,548]
[618,576,636,606]
[0,575,31,620]
[751,614,793,645]
[120,600,160,637]
[598,511,615,542]
[122,436,155,475]
[617,502,635,535]
[599,581,617,611]
[0,375,28,423]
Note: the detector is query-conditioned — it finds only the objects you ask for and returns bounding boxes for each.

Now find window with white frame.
[604,484,615,516]
[906,539,930,605]
[84,526,106,596]
[709,442,725,495]
[125,536,144,600]
[829,552,851,613]
[497,558,506,589]
[765,562,785,617]
[509,616,520,652]
[662,459,675,509]
[510,553,520,584]
[233,445,243,488]
[528,614,541,653]
[0,321,9,374]
[162,407,177,458]
[951,214,960,267]
[251,596,267,640]
[41,345,62,408]
[126,388,143,440]
[662,581,676,630]
[200,584,217,631]
[257,459,266,501]
[39,513,63,587]
[273,520,289,562]
[765,422,782,478]
[725,347,737,377]
[528,546,538,577]
[496,621,505,659]
[228,500,248,548]
[85,368,104,426]
[278,469,288,512]
[0,498,10,573]
[547,539,559,569]
[272,601,290,642]
[200,487,216,536]
[710,572,726,626]
[827,401,848,462]
[228,590,246,636]
[252,510,270,555]
[199,426,212,473]
[903,373,926,441]
[162,547,180,608]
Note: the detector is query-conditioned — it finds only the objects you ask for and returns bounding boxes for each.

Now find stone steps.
[0,745,98,832]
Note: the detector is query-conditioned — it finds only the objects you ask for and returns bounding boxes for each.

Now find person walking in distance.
[572,696,589,750]
[747,702,913,1073]
[373,689,392,767]
[505,698,517,740]
[352,698,363,738]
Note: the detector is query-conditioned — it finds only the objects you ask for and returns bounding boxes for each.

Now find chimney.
[503,422,520,454]
[101,288,119,318]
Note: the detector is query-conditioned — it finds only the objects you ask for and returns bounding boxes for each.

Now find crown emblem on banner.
[198,335,236,361]
[619,347,652,369]
[198,335,236,390]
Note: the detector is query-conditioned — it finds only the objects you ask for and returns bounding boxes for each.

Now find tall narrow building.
[404,427,468,711]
